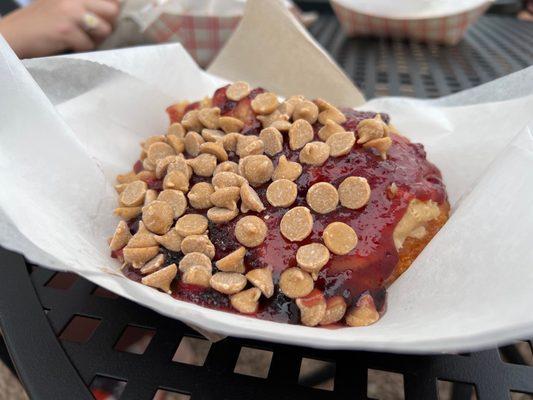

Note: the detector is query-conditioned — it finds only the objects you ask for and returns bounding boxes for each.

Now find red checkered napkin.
[145,14,242,68]
[331,0,491,45]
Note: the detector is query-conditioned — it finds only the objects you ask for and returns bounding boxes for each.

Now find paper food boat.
[127,0,311,67]
[331,0,492,45]
[0,0,532,353]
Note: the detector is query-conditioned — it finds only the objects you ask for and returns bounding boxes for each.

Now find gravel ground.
[0,363,27,400]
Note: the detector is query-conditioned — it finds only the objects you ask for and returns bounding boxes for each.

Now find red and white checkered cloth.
[145,14,242,67]
[331,1,490,45]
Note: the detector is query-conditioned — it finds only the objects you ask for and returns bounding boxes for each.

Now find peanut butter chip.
[184,131,205,156]
[251,92,279,115]
[168,122,185,138]
[345,293,380,327]
[201,129,225,143]
[259,127,284,156]
[147,142,175,164]
[323,222,358,255]
[317,119,344,141]
[114,206,142,220]
[141,263,177,294]
[210,186,240,209]
[299,141,330,166]
[142,135,166,151]
[293,100,319,124]
[226,81,251,101]
[306,182,339,214]
[273,155,302,182]
[200,142,228,162]
[296,243,330,275]
[212,172,246,189]
[157,190,187,218]
[143,189,157,206]
[279,267,314,298]
[155,229,182,252]
[239,182,264,213]
[140,253,165,275]
[296,290,327,326]
[123,223,159,267]
[163,171,189,192]
[214,161,239,176]
[326,131,355,157]
[142,158,155,171]
[155,155,178,179]
[318,107,347,125]
[357,116,386,144]
[246,267,274,298]
[338,177,371,209]
[279,95,305,117]
[280,206,313,242]
[123,246,159,268]
[363,137,392,160]
[207,207,239,224]
[181,235,215,259]
[235,216,267,247]
[137,170,156,183]
[270,119,292,132]
[230,288,261,314]
[182,264,212,287]
[168,133,186,152]
[319,296,347,325]
[188,154,217,177]
[181,110,203,132]
[187,182,214,209]
[142,200,174,235]
[109,221,132,251]
[116,171,138,184]
[221,133,243,152]
[240,155,274,187]
[198,107,221,130]
[175,214,208,236]
[120,180,147,207]
[168,155,192,179]
[210,272,247,295]
[236,135,264,157]
[257,110,288,128]
[314,98,335,111]
[179,252,212,271]
[219,116,244,134]
[115,184,127,194]
[266,179,297,208]
[288,119,314,150]
[216,247,247,273]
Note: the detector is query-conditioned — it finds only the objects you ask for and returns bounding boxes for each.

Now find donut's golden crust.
[386,201,450,286]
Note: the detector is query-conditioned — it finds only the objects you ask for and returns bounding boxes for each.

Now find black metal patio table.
[1,13,533,400]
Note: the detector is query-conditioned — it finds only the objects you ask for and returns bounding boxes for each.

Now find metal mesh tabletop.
[1,14,533,400]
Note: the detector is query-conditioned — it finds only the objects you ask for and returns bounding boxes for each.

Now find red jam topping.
[122,85,447,324]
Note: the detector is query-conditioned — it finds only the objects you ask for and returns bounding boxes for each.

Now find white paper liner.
[0,0,532,353]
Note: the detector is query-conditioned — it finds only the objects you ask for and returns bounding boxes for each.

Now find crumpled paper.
[0,0,532,353]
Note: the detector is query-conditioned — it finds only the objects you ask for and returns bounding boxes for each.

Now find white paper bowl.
[331,0,492,45]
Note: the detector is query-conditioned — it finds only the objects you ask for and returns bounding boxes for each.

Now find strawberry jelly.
[122,85,447,325]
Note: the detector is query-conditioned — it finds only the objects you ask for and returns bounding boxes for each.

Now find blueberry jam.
[120,85,447,324]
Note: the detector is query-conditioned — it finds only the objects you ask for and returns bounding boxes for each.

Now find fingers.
[85,0,120,24]
[80,12,113,41]
[64,27,96,53]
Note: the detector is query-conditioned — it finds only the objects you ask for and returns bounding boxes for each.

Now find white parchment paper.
[0,0,532,353]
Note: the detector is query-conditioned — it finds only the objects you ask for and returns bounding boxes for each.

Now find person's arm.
[0,0,119,58]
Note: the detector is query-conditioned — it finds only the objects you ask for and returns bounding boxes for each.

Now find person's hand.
[0,0,120,58]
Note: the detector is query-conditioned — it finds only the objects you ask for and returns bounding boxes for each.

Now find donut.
[110,82,449,327]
